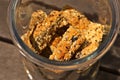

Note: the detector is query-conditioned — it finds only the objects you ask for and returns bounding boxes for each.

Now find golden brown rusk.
[21,9,105,61]
[21,10,47,53]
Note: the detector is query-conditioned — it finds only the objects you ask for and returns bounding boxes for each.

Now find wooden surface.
[0,0,120,80]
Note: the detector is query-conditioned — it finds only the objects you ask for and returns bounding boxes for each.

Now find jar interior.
[15,0,112,36]
[12,0,115,64]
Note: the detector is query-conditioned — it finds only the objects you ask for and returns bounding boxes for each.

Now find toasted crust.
[33,10,69,51]
[21,9,105,61]
[49,26,85,61]
[21,10,47,52]
[76,22,104,58]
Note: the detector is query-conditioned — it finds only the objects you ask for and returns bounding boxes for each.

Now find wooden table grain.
[0,0,120,80]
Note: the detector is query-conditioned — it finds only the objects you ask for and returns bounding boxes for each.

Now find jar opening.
[8,0,119,70]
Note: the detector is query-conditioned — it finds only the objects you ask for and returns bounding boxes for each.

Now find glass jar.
[8,0,120,80]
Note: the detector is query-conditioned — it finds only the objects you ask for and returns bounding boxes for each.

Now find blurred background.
[0,0,120,80]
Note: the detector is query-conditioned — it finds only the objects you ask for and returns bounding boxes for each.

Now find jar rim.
[7,0,119,70]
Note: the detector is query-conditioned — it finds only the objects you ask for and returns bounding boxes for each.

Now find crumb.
[21,9,105,61]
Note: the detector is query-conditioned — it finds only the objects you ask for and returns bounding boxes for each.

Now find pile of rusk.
[21,9,106,61]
